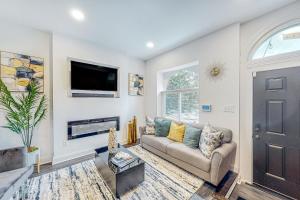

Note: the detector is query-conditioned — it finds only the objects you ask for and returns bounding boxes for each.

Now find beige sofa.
[139,123,236,186]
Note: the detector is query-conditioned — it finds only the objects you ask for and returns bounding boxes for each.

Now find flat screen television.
[69,59,119,97]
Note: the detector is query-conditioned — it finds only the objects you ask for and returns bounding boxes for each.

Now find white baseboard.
[120,140,128,145]
[40,155,53,165]
[52,138,137,165]
[52,149,95,165]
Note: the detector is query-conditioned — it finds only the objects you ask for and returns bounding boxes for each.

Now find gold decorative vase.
[127,116,137,144]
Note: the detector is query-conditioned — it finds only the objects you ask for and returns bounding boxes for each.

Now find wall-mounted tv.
[69,58,119,97]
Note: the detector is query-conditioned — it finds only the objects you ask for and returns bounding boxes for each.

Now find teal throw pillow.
[154,118,172,137]
[183,125,202,148]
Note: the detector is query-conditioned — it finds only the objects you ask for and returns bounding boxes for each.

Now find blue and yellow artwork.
[128,73,144,96]
[0,51,44,92]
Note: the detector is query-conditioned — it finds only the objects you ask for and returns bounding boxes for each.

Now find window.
[161,65,199,123]
[252,24,300,60]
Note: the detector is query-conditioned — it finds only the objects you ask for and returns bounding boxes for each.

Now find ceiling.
[0,0,296,60]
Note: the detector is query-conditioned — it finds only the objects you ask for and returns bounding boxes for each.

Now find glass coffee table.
[94,145,145,198]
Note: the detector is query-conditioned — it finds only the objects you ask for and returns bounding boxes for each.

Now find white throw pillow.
[199,124,223,159]
[145,116,155,135]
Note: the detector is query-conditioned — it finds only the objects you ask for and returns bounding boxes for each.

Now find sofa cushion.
[0,147,26,173]
[199,124,223,158]
[145,116,155,135]
[142,135,174,153]
[166,143,211,172]
[167,122,186,142]
[154,118,172,137]
[183,125,202,148]
[220,128,232,143]
[190,123,232,143]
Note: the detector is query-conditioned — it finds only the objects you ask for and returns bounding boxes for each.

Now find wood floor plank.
[230,183,292,200]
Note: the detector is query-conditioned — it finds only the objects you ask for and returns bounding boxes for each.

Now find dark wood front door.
[253,67,300,199]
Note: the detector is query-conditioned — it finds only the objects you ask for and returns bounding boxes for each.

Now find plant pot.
[26,147,40,166]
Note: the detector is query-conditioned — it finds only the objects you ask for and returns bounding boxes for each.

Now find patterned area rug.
[21,146,204,200]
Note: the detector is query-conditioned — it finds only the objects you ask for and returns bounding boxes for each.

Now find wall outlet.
[224,105,235,113]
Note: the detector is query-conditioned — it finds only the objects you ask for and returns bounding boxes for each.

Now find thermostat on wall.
[201,104,212,112]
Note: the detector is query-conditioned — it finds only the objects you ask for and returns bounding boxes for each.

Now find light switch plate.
[224,105,235,113]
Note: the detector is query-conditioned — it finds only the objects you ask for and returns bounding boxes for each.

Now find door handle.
[255,124,261,132]
[254,124,261,140]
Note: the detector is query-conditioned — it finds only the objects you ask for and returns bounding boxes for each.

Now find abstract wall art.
[0,51,44,92]
[128,73,144,96]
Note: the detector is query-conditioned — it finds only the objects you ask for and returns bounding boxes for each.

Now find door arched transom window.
[252,24,300,60]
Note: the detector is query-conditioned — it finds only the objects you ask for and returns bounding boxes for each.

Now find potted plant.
[0,79,47,166]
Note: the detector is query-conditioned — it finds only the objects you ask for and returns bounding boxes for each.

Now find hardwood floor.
[230,183,292,200]
[31,153,95,177]
[190,171,238,200]
[31,141,140,177]
[31,142,291,200]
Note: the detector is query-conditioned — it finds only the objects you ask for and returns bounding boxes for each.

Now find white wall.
[0,22,145,165]
[0,21,52,164]
[240,1,300,182]
[145,24,240,171]
[52,34,145,164]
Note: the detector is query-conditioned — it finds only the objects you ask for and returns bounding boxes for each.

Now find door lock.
[255,124,261,132]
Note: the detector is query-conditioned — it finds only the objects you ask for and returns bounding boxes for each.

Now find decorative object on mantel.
[127,116,137,144]
[108,128,118,154]
[128,73,144,96]
[0,51,44,92]
[0,79,47,172]
[206,62,225,79]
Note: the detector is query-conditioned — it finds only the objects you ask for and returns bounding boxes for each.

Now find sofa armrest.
[0,147,27,173]
[210,142,236,186]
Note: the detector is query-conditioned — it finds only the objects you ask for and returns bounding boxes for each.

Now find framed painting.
[0,51,44,92]
[128,73,144,96]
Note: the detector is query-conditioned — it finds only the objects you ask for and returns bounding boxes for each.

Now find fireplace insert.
[67,116,120,140]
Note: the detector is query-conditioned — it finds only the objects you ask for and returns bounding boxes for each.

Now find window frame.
[159,61,200,123]
[161,88,199,122]
[247,20,300,68]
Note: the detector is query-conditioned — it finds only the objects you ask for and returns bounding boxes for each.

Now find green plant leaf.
[0,79,47,147]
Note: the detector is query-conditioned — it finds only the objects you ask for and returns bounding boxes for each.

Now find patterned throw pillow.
[154,118,172,137]
[167,122,186,142]
[199,124,223,159]
[183,125,202,148]
[145,116,155,135]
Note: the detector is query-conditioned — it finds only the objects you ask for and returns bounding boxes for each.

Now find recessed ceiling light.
[146,41,154,48]
[70,9,85,21]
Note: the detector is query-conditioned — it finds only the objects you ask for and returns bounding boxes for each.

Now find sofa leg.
[36,158,41,174]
